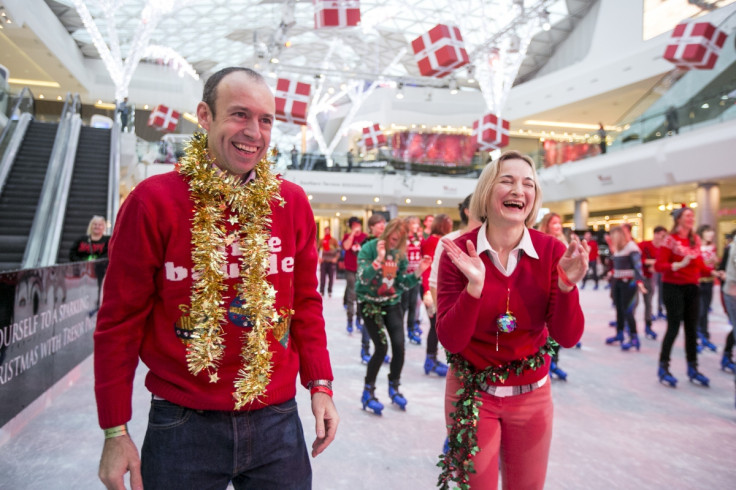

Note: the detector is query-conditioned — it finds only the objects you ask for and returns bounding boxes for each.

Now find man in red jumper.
[342,216,367,333]
[95,67,338,489]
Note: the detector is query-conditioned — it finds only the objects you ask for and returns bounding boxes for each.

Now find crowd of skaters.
[317,202,736,408]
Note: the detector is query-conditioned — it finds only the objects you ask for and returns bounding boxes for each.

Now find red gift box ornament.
[361,123,386,149]
[147,104,180,132]
[663,21,727,70]
[275,78,311,126]
[314,0,360,29]
[472,113,510,152]
[411,24,469,78]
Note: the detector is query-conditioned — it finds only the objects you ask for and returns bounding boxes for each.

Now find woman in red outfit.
[420,213,453,377]
[436,150,587,490]
[655,206,719,387]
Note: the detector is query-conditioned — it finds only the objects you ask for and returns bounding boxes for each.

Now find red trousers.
[445,371,553,490]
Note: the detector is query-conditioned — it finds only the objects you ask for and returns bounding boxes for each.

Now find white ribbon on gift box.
[413,26,467,77]
[667,22,725,68]
[276,79,310,125]
[362,124,384,147]
[473,114,509,150]
[148,105,179,130]
[315,0,360,28]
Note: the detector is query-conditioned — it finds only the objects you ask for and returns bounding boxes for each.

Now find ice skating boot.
[549,360,567,381]
[424,355,448,377]
[388,379,407,410]
[658,362,677,387]
[621,335,640,351]
[360,346,371,364]
[687,363,710,387]
[605,331,624,345]
[361,384,384,415]
[442,437,450,456]
[698,333,717,352]
[720,354,736,373]
[575,342,582,349]
[644,324,657,340]
[408,326,422,345]
[384,355,391,364]
[414,320,423,335]
[346,319,354,334]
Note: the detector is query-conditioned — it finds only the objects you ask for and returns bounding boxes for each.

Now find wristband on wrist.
[310,385,334,397]
[307,380,333,397]
[103,424,128,439]
[373,259,383,269]
[556,263,576,289]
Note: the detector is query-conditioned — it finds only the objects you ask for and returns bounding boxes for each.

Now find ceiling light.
[374,197,380,202]
[690,202,698,208]
[658,204,665,211]
[541,9,551,31]
[436,200,442,205]
[341,196,347,201]
[701,103,709,109]
[308,195,313,200]
[525,120,618,131]
[270,57,279,64]
[144,104,149,109]
[405,198,411,204]
[57,96,62,101]
[8,78,61,88]
[39,94,45,99]
[336,212,341,216]
[396,92,404,100]
[449,78,458,94]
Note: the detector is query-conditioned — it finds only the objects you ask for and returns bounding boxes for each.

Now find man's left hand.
[310,392,339,457]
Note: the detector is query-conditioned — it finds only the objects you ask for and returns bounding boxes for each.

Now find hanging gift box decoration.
[314,0,361,29]
[361,123,386,149]
[472,113,510,152]
[663,21,727,70]
[411,24,469,78]
[147,104,180,132]
[275,78,311,126]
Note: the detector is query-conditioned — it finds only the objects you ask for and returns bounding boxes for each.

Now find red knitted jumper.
[655,233,711,285]
[94,171,332,428]
[436,227,584,386]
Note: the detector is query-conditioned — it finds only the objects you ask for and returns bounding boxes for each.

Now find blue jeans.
[141,397,311,489]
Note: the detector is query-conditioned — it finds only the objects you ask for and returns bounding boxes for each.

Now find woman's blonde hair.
[468,150,542,228]
[379,218,408,260]
[87,215,107,236]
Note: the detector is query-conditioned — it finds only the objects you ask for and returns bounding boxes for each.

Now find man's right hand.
[99,435,143,490]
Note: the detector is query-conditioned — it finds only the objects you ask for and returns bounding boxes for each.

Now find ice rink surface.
[2,280,735,489]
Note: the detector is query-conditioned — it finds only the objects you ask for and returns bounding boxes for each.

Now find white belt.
[478,375,548,398]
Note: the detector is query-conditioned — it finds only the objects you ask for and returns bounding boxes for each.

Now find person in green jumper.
[356,218,431,414]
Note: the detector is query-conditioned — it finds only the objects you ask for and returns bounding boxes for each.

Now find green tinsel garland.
[437,337,558,490]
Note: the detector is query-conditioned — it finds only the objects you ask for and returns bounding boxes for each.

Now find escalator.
[56,126,111,264]
[0,121,58,272]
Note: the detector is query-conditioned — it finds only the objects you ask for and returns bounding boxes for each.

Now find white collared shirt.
[475,221,539,276]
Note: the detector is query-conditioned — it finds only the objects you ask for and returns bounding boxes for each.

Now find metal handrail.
[22,92,80,268]
[0,87,35,196]
[107,119,121,233]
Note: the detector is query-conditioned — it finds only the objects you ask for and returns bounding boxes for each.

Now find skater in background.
[719,231,736,408]
[419,213,453,377]
[639,225,668,340]
[402,216,423,345]
[604,226,647,351]
[538,211,573,378]
[719,230,736,373]
[436,150,586,489]
[580,230,600,290]
[655,206,719,387]
[356,213,387,364]
[318,227,340,297]
[342,217,368,334]
[356,218,431,415]
[696,224,719,352]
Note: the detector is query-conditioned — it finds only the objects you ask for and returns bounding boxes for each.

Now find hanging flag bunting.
[411,24,469,78]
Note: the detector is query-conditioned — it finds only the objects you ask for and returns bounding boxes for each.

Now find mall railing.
[0,87,35,195]
[24,92,82,268]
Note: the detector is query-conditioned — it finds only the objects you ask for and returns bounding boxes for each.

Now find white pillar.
[696,183,719,229]
[574,199,589,231]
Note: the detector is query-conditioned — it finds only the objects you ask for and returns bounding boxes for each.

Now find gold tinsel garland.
[177,132,284,409]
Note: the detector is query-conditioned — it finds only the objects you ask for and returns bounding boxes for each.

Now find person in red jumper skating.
[655,206,720,387]
[436,150,586,490]
[95,67,338,490]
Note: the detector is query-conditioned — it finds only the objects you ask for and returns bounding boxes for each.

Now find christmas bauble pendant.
[496,312,517,333]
